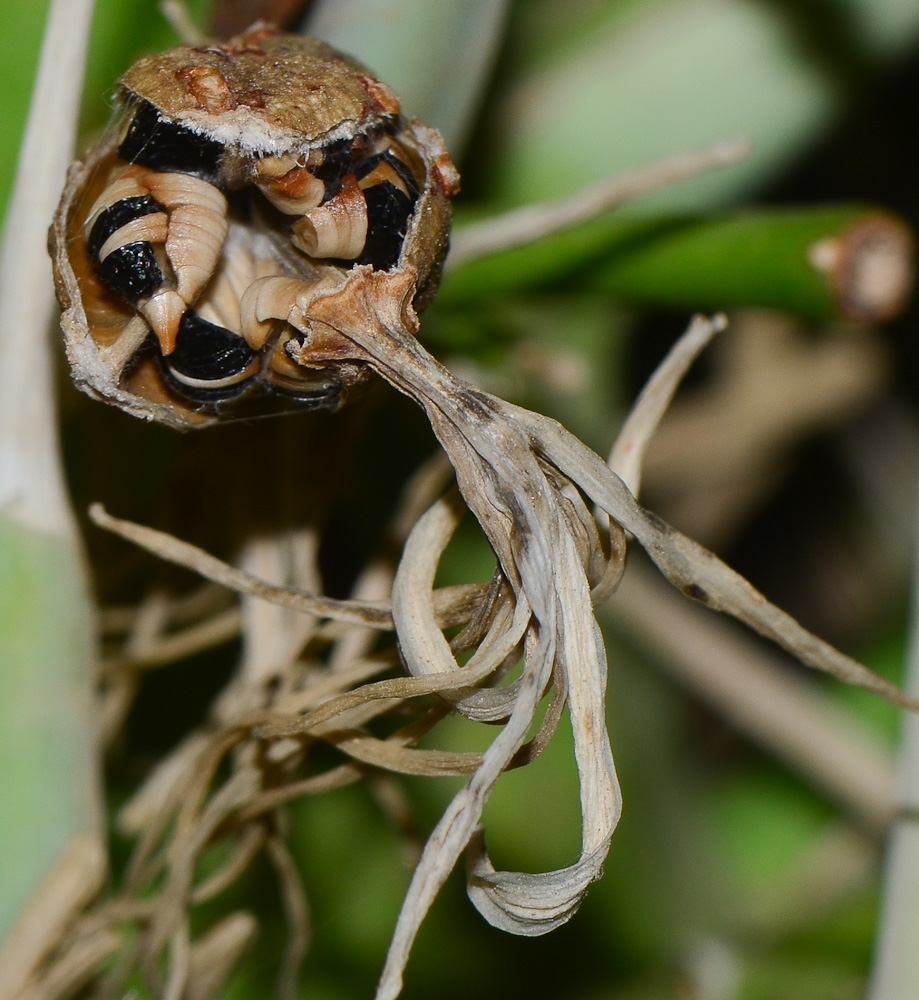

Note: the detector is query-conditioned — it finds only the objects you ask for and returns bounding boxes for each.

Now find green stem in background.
[0,0,102,941]
[441,205,914,325]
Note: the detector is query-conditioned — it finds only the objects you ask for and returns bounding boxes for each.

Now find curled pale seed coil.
[145,171,229,304]
[257,166,325,215]
[195,236,281,337]
[97,213,169,261]
[254,153,302,179]
[141,289,187,354]
[358,156,412,198]
[84,166,151,231]
[239,275,307,349]
[292,175,368,260]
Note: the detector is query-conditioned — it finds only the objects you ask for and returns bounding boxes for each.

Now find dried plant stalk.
[0,0,102,946]
[73,295,919,1000]
[282,272,919,998]
[868,511,919,998]
[20,12,915,994]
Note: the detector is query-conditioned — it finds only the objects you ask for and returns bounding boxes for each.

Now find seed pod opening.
[51,25,459,429]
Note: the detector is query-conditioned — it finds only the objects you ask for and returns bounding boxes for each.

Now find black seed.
[168,311,257,385]
[117,101,223,178]
[95,242,163,299]
[312,139,355,201]
[88,195,166,259]
[356,182,415,270]
[354,150,420,197]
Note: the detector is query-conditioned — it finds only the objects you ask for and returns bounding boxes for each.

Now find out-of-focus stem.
[591,208,914,323]
[867,498,919,999]
[209,0,309,37]
[446,138,751,271]
[0,0,102,940]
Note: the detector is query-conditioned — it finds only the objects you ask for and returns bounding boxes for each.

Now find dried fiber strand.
[77,291,919,1000]
[261,270,918,997]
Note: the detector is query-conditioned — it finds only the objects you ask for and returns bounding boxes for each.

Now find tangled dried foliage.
[4,2,918,998]
[11,290,919,1000]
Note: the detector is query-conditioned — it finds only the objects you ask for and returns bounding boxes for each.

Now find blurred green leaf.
[0,520,98,936]
[0,0,52,225]
[479,0,842,211]
[443,205,912,323]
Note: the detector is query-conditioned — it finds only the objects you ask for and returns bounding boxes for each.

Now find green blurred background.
[4,1,919,997]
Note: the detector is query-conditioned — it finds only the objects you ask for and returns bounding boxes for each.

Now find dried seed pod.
[51,25,459,429]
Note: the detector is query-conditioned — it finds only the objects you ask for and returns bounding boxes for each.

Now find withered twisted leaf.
[266,272,918,998]
[91,272,918,1000]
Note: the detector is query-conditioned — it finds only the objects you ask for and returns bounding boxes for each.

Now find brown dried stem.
[78,269,919,1000]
